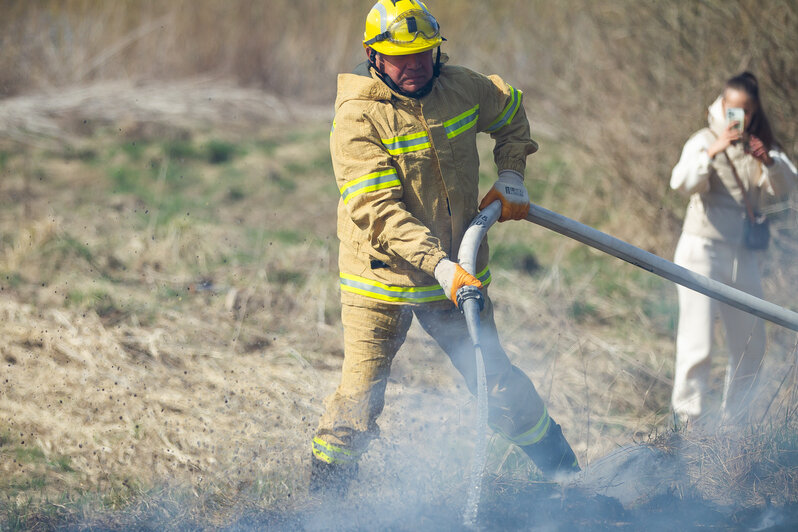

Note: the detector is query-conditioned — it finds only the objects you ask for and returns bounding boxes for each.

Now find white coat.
[669,96,796,423]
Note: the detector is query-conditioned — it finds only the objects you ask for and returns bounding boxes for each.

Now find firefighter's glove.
[479,169,530,222]
[434,258,483,307]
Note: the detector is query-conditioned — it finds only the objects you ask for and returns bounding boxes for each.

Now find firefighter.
[310,0,579,495]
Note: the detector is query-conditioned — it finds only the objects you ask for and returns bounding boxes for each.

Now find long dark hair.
[725,71,777,151]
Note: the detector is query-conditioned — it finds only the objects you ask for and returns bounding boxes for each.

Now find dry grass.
[2,1,797,252]
[0,111,345,527]
[1,108,796,528]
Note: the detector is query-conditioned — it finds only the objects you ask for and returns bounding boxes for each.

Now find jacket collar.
[334,69,394,110]
[707,95,726,137]
[334,54,450,110]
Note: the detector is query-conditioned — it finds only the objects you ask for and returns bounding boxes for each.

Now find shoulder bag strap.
[721,150,757,222]
[705,129,757,221]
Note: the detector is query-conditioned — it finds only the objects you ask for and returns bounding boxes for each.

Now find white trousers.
[671,233,766,421]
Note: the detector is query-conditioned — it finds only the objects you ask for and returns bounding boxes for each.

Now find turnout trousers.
[671,233,766,423]
[313,291,551,465]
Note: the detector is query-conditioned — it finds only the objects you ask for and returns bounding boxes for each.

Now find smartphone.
[726,107,745,133]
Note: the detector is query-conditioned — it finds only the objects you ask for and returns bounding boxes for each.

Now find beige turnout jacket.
[671,96,796,243]
[331,60,538,305]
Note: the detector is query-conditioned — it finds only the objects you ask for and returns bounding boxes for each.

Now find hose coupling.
[456,285,484,313]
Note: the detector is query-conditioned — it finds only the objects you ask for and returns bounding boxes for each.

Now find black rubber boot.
[521,419,580,479]
[308,455,358,497]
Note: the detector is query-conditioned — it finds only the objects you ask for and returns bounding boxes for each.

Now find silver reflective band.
[444,104,479,139]
[375,2,388,32]
[485,85,521,133]
[381,131,431,155]
[339,169,400,205]
[340,267,491,304]
[494,406,551,447]
[312,437,360,465]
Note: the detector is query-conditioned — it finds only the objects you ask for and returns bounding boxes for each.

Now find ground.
[0,83,796,530]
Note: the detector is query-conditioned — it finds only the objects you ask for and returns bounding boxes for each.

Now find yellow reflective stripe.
[340,272,447,303]
[493,406,550,447]
[312,437,359,465]
[329,118,336,137]
[312,446,334,463]
[340,266,491,304]
[444,104,479,139]
[485,86,521,133]
[381,131,431,155]
[339,169,400,204]
[479,267,492,287]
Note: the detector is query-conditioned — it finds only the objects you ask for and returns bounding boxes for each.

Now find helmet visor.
[367,10,440,46]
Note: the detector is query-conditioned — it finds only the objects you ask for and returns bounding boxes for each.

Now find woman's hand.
[746,134,774,166]
[707,122,742,160]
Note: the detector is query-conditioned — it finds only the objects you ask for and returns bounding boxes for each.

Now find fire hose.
[456,199,798,525]
[456,200,500,527]
[460,201,798,333]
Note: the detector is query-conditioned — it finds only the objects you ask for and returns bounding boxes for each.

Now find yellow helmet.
[363,0,443,56]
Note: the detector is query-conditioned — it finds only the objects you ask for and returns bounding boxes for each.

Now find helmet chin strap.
[369,47,441,99]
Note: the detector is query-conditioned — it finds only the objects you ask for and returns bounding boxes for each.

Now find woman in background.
[669,71,796,427]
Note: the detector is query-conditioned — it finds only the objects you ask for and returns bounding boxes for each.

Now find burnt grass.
[224,482,798,531]
[223,440,798,531]
[37,484,798,531]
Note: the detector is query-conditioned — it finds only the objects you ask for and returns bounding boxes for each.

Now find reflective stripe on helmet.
[340,266,491,303]
[340,168,401,205]
[494,406,551,447]
[374,1,388,32]
[485,85,522,133]
[372,0,431,30]
[445,104,480,139]
[312,437,360,465]
[381,131,431,155]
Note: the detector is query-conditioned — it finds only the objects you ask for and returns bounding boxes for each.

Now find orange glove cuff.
[452,264,483,306]
[478,187,501,211]
[478,187,530,222]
